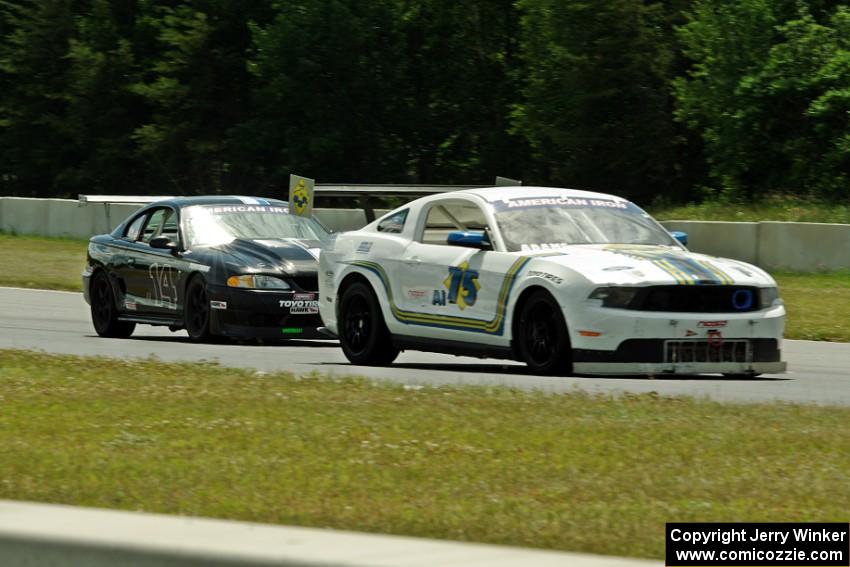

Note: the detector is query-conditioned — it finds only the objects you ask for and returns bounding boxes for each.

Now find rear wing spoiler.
[78,176,522,223]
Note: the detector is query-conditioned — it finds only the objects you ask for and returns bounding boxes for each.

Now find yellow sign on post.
[288,174,315,217]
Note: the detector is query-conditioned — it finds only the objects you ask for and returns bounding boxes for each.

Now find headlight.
[227,275,291,290]
[759,287,781,308]
[588,287,639,308]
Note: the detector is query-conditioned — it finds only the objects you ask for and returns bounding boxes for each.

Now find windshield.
[493,196,676,252]
[183,204,331,247]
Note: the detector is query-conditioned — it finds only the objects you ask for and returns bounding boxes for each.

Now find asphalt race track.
[2,287,848,406]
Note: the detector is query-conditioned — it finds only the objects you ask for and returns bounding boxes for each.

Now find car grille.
[664,339,750,363]
[289,276,319,292]
[630,286,760,313]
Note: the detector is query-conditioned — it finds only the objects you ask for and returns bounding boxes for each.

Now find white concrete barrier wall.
[659,220,850,271]
[0,500,657,567]
[0,197,383,240]
[1,197,848,271]
[757,221,850,272]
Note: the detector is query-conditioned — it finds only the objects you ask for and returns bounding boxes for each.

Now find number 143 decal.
[148,263,178,309]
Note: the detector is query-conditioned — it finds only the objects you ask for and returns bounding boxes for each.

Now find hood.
[532,245,774,287]
[213,238,321,274]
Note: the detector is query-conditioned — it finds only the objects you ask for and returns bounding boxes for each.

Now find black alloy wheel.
[90,271,135,338]
[516,290,572,375]
[185,276,212,341]
[339,281,399,365]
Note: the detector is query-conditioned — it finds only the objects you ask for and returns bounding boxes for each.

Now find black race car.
[83,196,333,341]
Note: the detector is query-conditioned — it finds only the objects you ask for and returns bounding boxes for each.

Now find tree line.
[1,0,848,205]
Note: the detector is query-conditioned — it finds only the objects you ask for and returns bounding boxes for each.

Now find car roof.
[152,196,288,208]
[458,186,631,204]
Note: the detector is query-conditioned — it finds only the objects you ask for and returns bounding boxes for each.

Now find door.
[397,198,522,345]
[124,207,182,316]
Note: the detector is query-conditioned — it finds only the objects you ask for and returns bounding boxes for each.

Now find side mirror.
[447,230,492,250]
[149,235,178,251]
[670,231,688,246]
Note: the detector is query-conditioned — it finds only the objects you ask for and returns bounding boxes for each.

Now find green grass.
[650,194,850,223]
[0,233,87,291]
[774,271,850,342]
[2,233,849,341]
[1,351,848,559]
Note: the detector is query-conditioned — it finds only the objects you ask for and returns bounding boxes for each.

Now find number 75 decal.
[432,261,480,310]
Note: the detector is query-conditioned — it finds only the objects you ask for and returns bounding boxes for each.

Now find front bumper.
[573,361,786,375]
[81,270,92,304]
[207,285,327,340]
[565,303,787,375]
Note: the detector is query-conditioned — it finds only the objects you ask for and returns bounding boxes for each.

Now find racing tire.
[516,290,572,375]
[90,271,135,338]
[339,281,399,365]
[185,275,213,341]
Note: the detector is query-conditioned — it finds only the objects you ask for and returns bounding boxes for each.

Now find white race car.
[319,186,786,376]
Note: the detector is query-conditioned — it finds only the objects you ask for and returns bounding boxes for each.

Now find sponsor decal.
[406,288,427,299]
[527,270,564,285]
[685,329,698,337]
[603,265,634,272]
[495,197,632,211]
[293,293,316,301]
[347,257,529,335]
[210,205,288,214]
[281,327,303,334]
[433,261,480,310]
[280,299,319,314]
[707,329,724,347]
[605,245,735,286]
[356,241,373,254]
[698,320,728,328]
[291,306,318,315]
[125,301,137,311]
[210,301,228,310]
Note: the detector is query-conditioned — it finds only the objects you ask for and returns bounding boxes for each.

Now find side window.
[377,209,408,234]
[141,208,173,244]
[160,211,179,241]
[419,201,489,245]
[124,214,147,241]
